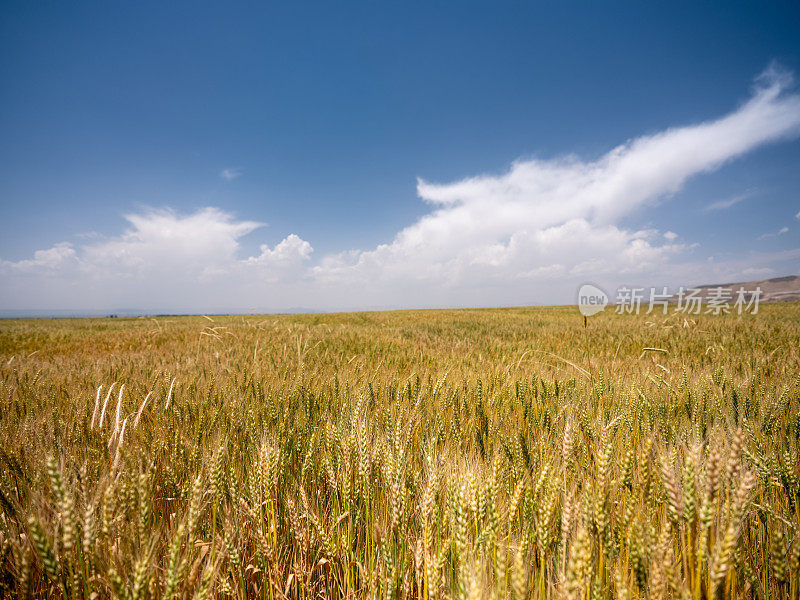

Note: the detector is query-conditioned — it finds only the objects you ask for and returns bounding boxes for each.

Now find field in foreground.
[0,305,799,600]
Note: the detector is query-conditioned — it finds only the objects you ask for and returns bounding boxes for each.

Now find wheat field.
[0,304,798,599]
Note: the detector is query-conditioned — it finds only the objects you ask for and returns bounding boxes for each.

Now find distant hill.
[682,275,800,302]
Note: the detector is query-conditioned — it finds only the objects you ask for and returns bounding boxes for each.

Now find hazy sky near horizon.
[1,2,799,313]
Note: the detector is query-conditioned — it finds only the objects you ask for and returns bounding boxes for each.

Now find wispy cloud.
[220,167,243,181]
[3,66,800,312]
[316,65,800,305]
[703,189,757,212]
[758,226,790,240]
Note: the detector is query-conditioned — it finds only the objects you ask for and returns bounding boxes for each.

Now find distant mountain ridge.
[687,275,800,302]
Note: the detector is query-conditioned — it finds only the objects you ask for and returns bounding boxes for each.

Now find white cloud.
[310,66,800,306]
[220,168,243,181]
[758,226,790,240]
[796,210,800,219]
[1,243,77,273]
[703,189,756,212]
[2,66,800,312]
[82,208,262,274]
[0,208,313,311]
[741,267,774,278]
[674,247,800,286]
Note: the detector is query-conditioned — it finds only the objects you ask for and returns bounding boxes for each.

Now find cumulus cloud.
[0,208,313,311]
[1,243,78,273]
[2,66,800,313]
[79,208,262,276]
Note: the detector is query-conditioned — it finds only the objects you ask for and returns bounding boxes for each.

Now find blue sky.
[1,1,799,313]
